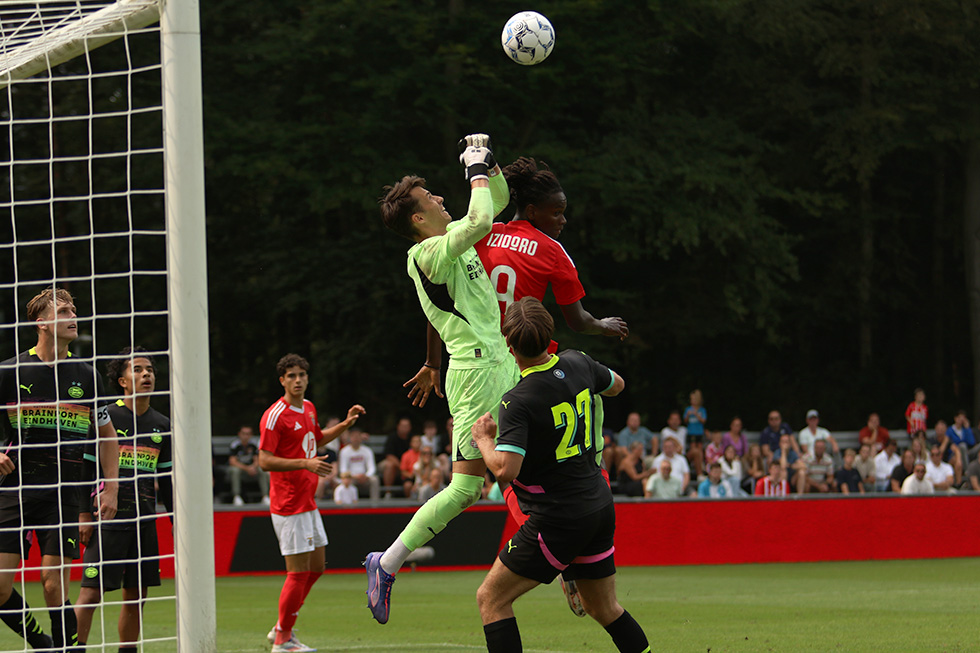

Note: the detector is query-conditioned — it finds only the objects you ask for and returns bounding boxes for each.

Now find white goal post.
[0,0,214,651]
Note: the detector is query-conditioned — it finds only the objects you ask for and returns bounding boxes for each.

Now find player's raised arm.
[459,133,509,217]
[443,144,495,259]
[317,404,366,447]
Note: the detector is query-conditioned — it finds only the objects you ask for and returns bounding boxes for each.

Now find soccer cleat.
[364,551,395,624]
[27,632,53,650]
[267,625,277,644]
[559,574,587,617]
[271,631,316,652]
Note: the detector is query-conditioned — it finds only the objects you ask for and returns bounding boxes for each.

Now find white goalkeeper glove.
[459,145,492,182]
[458,134,498,173]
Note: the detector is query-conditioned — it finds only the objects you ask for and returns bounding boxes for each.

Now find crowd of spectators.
[214,387,980,505]
[608,387,980,499]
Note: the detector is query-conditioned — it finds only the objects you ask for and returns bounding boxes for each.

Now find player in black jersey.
[74,346,172,653]
[472,297,649,653]
[0,288,120,651]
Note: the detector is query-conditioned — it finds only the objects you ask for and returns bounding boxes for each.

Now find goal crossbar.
[0,0,161,88]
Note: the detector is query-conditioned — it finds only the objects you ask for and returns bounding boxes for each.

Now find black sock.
[119,646,138,653]
[484,616,521,653]
[0,588,52,648]
[604,610,649,653]
[51,599,78,649]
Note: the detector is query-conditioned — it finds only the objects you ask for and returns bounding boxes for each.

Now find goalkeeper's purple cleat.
[364,551,395,624]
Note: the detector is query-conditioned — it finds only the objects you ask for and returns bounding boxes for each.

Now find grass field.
[9,558,980,652]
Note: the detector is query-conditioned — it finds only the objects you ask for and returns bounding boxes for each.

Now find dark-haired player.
[259,353,365,652]
[0,287,119,651]
[472,297,648,653]
[74,346,172,653]
[479,155,627,341]
[367,139,520,625]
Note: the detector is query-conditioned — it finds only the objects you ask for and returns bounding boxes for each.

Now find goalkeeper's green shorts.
[446,358,520,462]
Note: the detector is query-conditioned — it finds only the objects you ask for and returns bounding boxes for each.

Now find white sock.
[380,538,411,575]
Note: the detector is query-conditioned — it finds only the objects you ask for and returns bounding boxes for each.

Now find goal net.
[0,1,213,651]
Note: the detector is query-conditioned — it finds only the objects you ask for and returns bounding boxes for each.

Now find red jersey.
[904,402,927,435]
[475,220,586,320]
[259,397,320,516]
[754,476,789,497]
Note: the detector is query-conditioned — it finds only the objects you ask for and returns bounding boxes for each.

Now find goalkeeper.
[366,137,519,625]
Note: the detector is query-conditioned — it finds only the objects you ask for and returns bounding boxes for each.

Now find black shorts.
[81,525,161,592]
[0,493,79,559]
[499,503,616,585]
[687,434,704,446]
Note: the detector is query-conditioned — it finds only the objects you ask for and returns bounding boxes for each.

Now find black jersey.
[88,401,172,529]
[0,349,109,502]
[496,350,616,521]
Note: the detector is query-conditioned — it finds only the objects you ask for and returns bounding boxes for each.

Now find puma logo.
[19,384,32,394]
[67,538,76,546]
[116,429,129,437]
[501,400,510,409]
[507,539,517,554]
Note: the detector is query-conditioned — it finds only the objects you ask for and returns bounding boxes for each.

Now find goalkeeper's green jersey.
[406,179,510,370]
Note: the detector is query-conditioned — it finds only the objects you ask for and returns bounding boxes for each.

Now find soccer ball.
[501,11,555,66]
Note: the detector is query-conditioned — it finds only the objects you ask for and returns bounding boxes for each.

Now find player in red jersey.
[259,353,365,653]
[477,156,628,343]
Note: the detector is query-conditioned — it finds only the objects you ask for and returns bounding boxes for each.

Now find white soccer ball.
[501,11,555,66]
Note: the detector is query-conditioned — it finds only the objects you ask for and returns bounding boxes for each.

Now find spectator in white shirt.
[660,411,688,454]
[798,409,839,456]
[650,436,690,492]
[901,461,934,495]
[874,438,901,492]
[333,471,359,505]
[338,427,380,500]
[924,445,955,491]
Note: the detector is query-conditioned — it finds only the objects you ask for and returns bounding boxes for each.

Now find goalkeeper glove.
[459,146,492,182]
[458,134,497,172]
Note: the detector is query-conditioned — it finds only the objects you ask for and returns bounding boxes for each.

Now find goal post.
[0,0,214,650]
[161,0,216,650]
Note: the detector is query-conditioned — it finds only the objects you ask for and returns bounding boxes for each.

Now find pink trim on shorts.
[572,546,615,564]
[537,533,568,571]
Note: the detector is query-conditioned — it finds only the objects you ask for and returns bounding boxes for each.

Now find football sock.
[0,589,50,647]
[118,647,137,653]
[379,539,410,575]
[385,472,483,572]
[301,569,321,603]
[484,617,522,653]
[51,599,79,649]
[603,610,649,653]
[275,572,306,645]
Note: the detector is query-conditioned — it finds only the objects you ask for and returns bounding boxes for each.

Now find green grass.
[10,559,980,651]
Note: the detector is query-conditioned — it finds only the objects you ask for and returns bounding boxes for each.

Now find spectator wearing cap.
[900,460,934,495]
[650,436,690,492]
[798,409,840,458]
